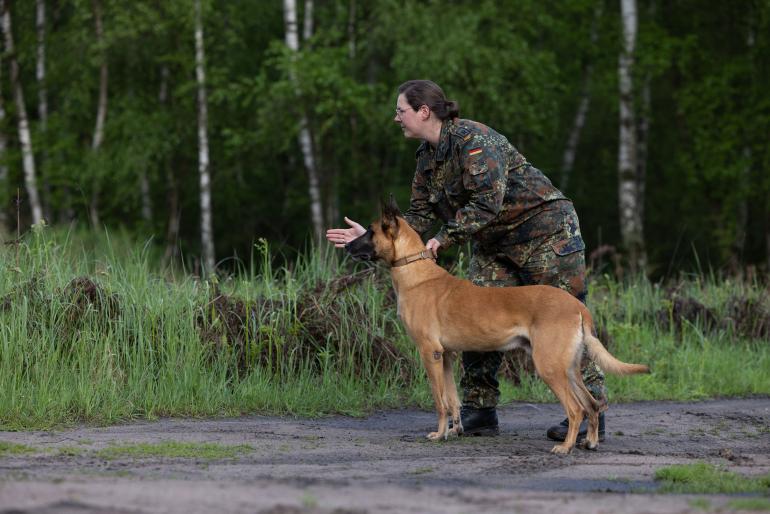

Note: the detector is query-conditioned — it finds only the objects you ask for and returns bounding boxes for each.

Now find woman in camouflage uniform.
[327,80,606,442]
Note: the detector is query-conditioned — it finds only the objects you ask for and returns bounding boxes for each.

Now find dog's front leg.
[419,345,449,441]
[442,351,462,436]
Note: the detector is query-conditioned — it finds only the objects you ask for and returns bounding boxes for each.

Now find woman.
[326,80,606,441]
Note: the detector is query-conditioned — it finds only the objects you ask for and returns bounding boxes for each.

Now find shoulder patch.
[453,126,474,143]
[467,147,483,157]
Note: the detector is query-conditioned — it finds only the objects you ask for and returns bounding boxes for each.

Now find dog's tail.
[582,315,650,376]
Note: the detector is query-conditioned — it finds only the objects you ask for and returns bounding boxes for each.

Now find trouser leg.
[513,209,607,404]
[460,252,519,409]
[460,350,503,409]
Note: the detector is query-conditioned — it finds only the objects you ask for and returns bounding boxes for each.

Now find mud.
[1,398,769,513]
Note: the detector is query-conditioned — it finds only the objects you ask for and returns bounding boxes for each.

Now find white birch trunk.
[91,1,107,152]
[618,0,646,273]
[36,0,53,221]
[89,0,108,228]
[302,0,313,42]
[36,0,47,132]
[560,4,601,192]
[283,0,323,242]
[1,0,43,225]
[195,0,215,273]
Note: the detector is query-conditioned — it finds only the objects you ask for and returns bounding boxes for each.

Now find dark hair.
[397,80,460,121]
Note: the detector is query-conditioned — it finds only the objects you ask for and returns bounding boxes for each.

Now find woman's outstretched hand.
[325,217,367,248]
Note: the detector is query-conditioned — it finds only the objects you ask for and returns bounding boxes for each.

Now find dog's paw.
[580,440,598,451]
[427,431,447,441]
[550,444,572,455]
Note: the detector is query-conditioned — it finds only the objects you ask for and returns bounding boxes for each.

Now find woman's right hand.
[325,217,367,248]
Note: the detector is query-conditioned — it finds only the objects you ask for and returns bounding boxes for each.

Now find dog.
[346,198,650,454]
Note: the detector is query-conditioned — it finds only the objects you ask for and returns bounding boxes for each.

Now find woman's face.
[394,93,421,139]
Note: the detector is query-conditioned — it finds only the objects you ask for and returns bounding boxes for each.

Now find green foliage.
[0,0,767,272]
[1,228,768,429]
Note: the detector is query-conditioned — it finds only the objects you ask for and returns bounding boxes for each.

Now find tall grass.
[1,227,768,429]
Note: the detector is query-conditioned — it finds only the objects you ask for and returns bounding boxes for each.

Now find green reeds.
[1,227,768,429]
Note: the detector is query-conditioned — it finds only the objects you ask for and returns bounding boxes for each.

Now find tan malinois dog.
[346,199,650,454]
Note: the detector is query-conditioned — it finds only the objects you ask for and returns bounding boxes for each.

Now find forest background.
[0,0,768,278]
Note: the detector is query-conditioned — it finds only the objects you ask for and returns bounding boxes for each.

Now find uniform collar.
[434,120,453,163]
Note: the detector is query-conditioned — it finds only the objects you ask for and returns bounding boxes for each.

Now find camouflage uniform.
[403,118,606,409]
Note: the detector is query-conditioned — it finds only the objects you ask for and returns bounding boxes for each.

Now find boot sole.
[461,426,500,437]
[546,430,605,443]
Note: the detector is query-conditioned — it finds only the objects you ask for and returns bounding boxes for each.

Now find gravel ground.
[1,398,769,513]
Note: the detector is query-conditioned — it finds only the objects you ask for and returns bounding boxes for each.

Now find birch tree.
[89,0,108,228]
[1,0,43,225]
[283,0,324,243]
[617,0,646,273]
[36,0,52,220]
[560,3,602,192]
[195,0,215,273]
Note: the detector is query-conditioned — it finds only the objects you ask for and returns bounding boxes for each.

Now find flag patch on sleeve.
[468,148,483,156]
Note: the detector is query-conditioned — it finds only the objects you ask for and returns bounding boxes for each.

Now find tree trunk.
[283,0,324,243]
[1,0,43,225]
[0,44,7,232]
[347,0,356,60]
[560,3,602,192]
[89,0,108,228]
[36,0,52,222]
[195,0,215,273]
[766,216,770,275]
[158,64,180,263]
[618,0,646,274]
[140,173,152,222]
[302,0,313,42]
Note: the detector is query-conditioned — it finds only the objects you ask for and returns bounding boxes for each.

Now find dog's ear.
[380,194,401,238]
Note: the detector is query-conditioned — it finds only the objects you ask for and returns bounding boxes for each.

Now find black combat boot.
[460,406,499,436]
[546,412,605,442]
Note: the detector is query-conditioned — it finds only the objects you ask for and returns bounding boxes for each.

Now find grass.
[727,498,770,511]
[95,441,253,460]
[0,226,769,430]
[654,462,770,494]
[0,441,36,456]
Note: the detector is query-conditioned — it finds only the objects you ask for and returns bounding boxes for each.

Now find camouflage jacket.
[403,118,569,249]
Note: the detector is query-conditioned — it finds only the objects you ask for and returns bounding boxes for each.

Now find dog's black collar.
[391,250,435,268]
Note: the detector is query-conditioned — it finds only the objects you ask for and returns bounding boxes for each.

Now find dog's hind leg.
[583,409,600,450]
[546,380,584,454]
[419,343,450,441]
[442,351,462,436]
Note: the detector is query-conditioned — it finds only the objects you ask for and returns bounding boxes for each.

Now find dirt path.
[1,398,769,513]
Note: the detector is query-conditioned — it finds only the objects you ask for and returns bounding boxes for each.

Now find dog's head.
[345,195,403,264]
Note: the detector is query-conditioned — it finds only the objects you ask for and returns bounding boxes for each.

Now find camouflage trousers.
[460,203,607,409]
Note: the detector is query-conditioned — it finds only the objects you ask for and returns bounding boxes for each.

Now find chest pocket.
[441,161,470,208]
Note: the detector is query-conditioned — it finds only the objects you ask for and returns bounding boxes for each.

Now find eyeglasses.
[395,107,412,118]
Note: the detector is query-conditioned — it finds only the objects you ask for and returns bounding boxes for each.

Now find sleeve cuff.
[433,229,453,249]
